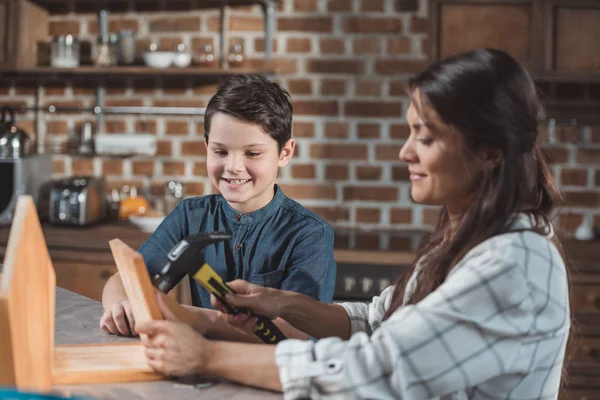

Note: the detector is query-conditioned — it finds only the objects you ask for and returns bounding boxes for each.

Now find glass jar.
[227,43,244,67]
[196,44,216,67]
[117,29,136,65]
[51,35,80,68]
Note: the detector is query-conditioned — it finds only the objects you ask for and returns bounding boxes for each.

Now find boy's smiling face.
[205,113,295,214]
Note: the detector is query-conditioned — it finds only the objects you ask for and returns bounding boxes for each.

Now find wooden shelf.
[29,0,275,14]
[0,66,275,81]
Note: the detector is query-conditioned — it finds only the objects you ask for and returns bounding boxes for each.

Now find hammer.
[151,231,287,344]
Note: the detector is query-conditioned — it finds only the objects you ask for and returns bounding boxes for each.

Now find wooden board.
[52,343,162,385]
[109,238,199,328]
[0,196,55,391]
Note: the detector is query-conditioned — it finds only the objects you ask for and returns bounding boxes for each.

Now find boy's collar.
[222,184,285,224]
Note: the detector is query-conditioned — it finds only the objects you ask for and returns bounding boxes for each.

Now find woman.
[136,48,571,399]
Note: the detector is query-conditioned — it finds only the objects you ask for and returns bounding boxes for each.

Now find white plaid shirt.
[275,215,570,399]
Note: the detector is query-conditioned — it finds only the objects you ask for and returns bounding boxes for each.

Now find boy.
[100,75,336,338]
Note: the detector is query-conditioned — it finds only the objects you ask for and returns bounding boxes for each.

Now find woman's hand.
[210,280,285,334]
[99,300,137,336]
[137,295,210,377]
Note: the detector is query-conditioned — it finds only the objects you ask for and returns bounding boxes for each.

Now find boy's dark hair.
[204,75,293,152]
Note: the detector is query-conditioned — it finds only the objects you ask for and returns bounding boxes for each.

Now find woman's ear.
[278,138,295,167]
[478,147,503,170]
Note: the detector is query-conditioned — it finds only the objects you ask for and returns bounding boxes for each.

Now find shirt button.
[235,214,241,221]
[235,243,242,251]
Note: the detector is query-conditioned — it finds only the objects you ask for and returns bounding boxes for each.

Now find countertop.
[54,287,281,400]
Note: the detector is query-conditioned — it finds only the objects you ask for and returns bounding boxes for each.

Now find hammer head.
[152,231,232,293]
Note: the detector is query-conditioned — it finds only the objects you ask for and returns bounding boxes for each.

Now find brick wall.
[0,0,598,242]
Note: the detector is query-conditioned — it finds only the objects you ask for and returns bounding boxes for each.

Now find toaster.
[49,176,106,226]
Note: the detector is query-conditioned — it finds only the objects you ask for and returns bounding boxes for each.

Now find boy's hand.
[99,299,137,336]
[210,279,283,332]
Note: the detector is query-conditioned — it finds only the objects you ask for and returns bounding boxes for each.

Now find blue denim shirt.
[139,185,336,308]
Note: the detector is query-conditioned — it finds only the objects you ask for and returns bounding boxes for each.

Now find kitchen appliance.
[0,153,52,225]
[0,106,36,159]
[49,176,106,226]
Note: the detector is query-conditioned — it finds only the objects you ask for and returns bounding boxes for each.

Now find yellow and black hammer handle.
[193,263,287,344]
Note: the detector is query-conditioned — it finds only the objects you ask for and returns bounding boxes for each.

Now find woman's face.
[399,92,484,216]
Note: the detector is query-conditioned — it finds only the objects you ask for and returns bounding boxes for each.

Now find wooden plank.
[108,239,198,332]
[52,343,161,385]
[0,196,55,391]
[109,239,162,341]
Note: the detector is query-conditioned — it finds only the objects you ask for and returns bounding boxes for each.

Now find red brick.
[156,141,173,156]
[542,147,569,164]
[355,79,382,96]
[356,208,381,223]
[245,58,298,75]
[306,59,365,74]
[420,37,431,56]
[157,37,186,51]
[309,206,349,222]
[319,38,346,54]
[293,121,315,138]
[411,16,429,33]
[375,59,427,75]
[343,186,398,201]
[293,100,339,116]
[422,207,441,225]
[353,37,381,54]
[390,80,408,96]
[193,162,207,176]
[325,164,349,180]
[88,18,139,35]
[564,191,600,208]
[102,159,123,176]
[278,17,333,32]
[150,17,200,32]
[354,234,380,250]
[105,99,143,107]
[558,212,584,232]
[324,122,349,139]
[287,38,312,53]
[360,0,384,11]
[53,159,65,174]
[49,20,80,36]
[357,123,381,139]
[72,158,94,175]
[153,99,206,108]
[165,121,189,136]
[136,121,157,135]
[230,16,264,31]
[311,144,367,159]
[294,0,318,12]
[391,208,412,224]
[287,79,313,95]
[576,148,600,164]
[321,79,347,95]
[278,184,336,199]
[14,86,36,95]
[181,140,207,156]
[291,164,316,179]
[390,124,410,139]
[46,120,69,135]
[105,120,127,133]
[356,166,382,180]
[396,0,419,12]
[392,165,409,181]
[343,17,403,34]
[327,0,353,12]
[254,38,278,53]
[186,182,205,196]
[345,101,403,117]
[594,170,600,186]
[133,161,154,176]
[163,161,185,175]
[388,37,412,55]
[561,168,587,186]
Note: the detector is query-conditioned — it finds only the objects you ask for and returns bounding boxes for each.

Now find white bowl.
[173,52,192,68]
[129,215,165,233]
[143,51,174,68]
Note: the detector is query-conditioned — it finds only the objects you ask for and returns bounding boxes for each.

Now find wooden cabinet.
[430,0,600,80]
[543,0,600,77]
[0,0,48,69]
[430,0,542,71]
